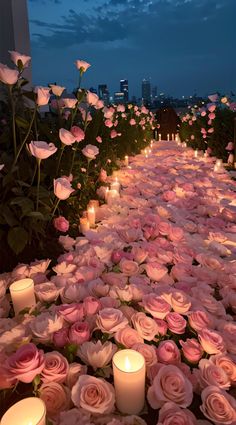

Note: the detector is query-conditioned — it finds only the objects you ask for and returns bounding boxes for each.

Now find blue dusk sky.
[28,0,236,99]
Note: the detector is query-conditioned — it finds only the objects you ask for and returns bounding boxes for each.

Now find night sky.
[28,0,236,99]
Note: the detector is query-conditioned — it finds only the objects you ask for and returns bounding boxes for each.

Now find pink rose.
[132,343,157,368]
[34,282,60,303]
[5,343,45,383]
[188,310,213,332]
[155,318,168,336]
[41,351,69,383]
[53,216,69,232]
[29,140,57,159]
[145,262,168,281]
[53,327,69,348]
[168,226,184,242]
[82,144,99,160]
[198,328,226,354]
[34,86,51,106]
[75,60,91,73]
[157,340,181,365]
[69,321,90,345]
[54,177,74,200]
[198,359,230,390]
[58,303,84,323]
[59,128,76,145]
[147,365,193,408]
[0,63,19,85]
[209,354,236,385]
[50,84,65,96]
[65,362,87,389]
[96,136,102,143]
[166,312,187,334]
[114,326,144,348]
[96,308,128,334]
[119,259,139,276]
[71,375,115,414]
[62,98,77,108]
[132,312,158,341]
[180,339,203,363]
[200,386,236,424]
[83,296,101,315]
[170,290,191,314]
[87,91,99,105]
[39,382,70,417]
[141,293,171,319]
[77,340,117,369]
[158,402,197,425]
[9,50,31,68]
[71,125,85,142]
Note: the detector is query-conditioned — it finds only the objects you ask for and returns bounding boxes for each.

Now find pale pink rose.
[30,312,64,343]
[119,259,139,276]
[39,382,70,417]
[69,321,90,345]
[147,365,193,408]
[132,343,157,368]
[63,98,77,108]
[9,50,31,68]
[110,130,119,138]
[96,136,102,143]
[208,103,216,112]
[29,140,57,159]
[83,296,101,315]
[131,246,148,264]
[0,63,18,85]
[78,340,117,369]
[53,327,69,348]
[57,408,91,425]
[105,119,113,128]
[65,362,87,389]
[200,385,236,424]
[70,125,85,142]
[158,402,197,425]
[209,354,236,385]
[96,308,128,334]
[141,293,171,319]
[225,142,234,151]
[145,262,168,281]
[168,226,184,242]
[34,282,60,303]
[132,312,158,341]
[104,107,115,119]
[166,312,187,334]
[170,290,191,314]
[58,303,84,323]
[163,191,176,202]
[87,91,99,105]
[117,104,125,112]
[54,177,74,200]
[129,118,136,125]
[180,339,203,363]
[71,375,115,414]
[82,144,99,160]
[188,310,213,332]
[34,86,51,106]
[49,84,65,96]
[115,326,144,348]
[198,328,226,354]
[198,359,230,390]
[41,351,69,383]
[59,128,76,145]
[102,272,127,288]
[75,60,91,73]
[155,318,168,336]
[5,343,45,383]
[157,340,181,365]
[53,216,69,232]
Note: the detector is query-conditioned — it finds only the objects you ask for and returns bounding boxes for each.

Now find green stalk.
[51,198,60,219]
[56,144,65,176]
[36,158,41,211]
[8,85,17,158]
[13,105,37,167]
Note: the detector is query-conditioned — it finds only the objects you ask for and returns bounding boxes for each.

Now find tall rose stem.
[51,198,60,219]
[56,145,65,176]
[13,105,37,167]
[8,85,17,158]
[36,158,41,211]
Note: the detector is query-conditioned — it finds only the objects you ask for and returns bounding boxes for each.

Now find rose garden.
[0,52,236,425]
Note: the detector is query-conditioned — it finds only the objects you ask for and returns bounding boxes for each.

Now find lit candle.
[10,279,36,315]
[110,177,120,192]
[194,149,198,158]
[182,142,187,148]
[214,164,219,172]
[1,397,46,425]
[148,148,151,154]
[113,349,145,415]
[204,152,208,158]
[106,189,120,205]
[87,206,96,228]
[79,216,90,234]
[234,162,236,169]
[216,159,223,167]
[171,133,174,140]
[167,133,170,141]
[124,155,129,166]
[88,199,99,212]
[158,133,161,141]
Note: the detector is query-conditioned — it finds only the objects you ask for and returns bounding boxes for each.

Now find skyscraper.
[142,79,151,107]
[120,79,129,103]
[98,84,109,105]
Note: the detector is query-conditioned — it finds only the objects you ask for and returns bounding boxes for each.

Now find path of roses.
[1,140,236,425]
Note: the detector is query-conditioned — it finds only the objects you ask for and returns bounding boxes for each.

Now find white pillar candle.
[182,142,187,148]
[10,279,36,315]
[214,164,220,172]
[110,177,120,192]
[171,133,174,140]
[234,162,236,169]
[204,152,208,158]
[79,217,90,234]
[158,133,161,141]
[194,149,198,158]
[106,189,120,205]
[124,155,129,166]
[167,133,170,141]
[113,349,145,415]
[87,206,96,228]
[88,199,99,212]
[216,159,223,167]
[1,397,46,425]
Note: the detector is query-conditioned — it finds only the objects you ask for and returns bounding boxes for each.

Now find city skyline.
[27,0,235,98]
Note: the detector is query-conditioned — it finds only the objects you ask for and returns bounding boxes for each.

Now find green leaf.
[10,197,34,216]
[7,226,28,254]
[26,211,45,219]
[1,205,19,226]
[15,116,30,129]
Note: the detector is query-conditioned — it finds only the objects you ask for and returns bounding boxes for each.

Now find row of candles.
[157,133,179,141]
[177,141,228,173]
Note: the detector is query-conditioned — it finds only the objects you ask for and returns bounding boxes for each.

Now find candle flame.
[115,177,118,182]
[124,356,131,371]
